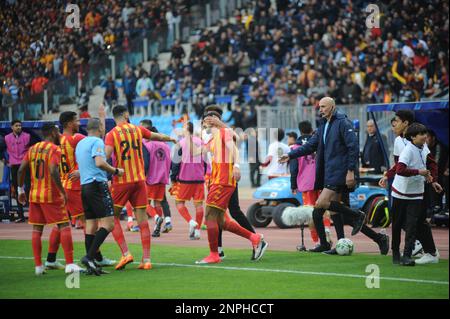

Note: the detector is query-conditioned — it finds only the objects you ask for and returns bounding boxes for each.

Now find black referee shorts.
[81,181,114,220]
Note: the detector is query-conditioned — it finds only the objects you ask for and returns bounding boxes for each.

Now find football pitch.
[0,240,448,299]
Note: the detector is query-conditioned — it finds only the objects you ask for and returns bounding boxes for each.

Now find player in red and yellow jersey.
[105,105,176,270]
[196,108,267,264]
[44,111,115,270]
[17,123,84,275]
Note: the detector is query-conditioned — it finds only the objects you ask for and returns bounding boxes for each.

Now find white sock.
[127,216,133,222]
[189,219,198,227]
[165,217,171,224]
[218,247,223,254]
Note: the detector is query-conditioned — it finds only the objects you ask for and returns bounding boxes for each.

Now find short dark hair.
[276,128,285,142]
[186,122,194,135]
[150,126,159,133]
[395,110,415,126]
[405,123,427,141]
[112,105,129,119]
[287,132,298,140]
[86,118,101,131]
[59,111,77,128]
[140,119,153,130]
[41,122,58,137]
[11,119,22,126]
[390,117,396,124]
[204,105,223,117]
[298,121,313,134]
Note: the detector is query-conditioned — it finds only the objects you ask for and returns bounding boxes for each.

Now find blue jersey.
[75,136,108,185]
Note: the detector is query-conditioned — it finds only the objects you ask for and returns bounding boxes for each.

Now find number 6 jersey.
[59,133,85,190]
[105,123,152,184]
[24,141,62,203]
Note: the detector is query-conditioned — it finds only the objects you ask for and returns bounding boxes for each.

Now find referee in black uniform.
[75,118,124,275]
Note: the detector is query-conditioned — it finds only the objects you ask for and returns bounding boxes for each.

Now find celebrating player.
[105,105,175,270]
[44,111,115,270]
[196,109,267,264]
[17,123,84,275]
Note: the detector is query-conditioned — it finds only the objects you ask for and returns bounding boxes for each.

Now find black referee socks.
[330,214,345,240]
[85,234,95,255]
[312,208,327,245]
[329,201,360,219]
[87,228,110,261]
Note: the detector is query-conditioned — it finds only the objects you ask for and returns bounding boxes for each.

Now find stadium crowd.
[2,0,449,122]
[0,0,193,120]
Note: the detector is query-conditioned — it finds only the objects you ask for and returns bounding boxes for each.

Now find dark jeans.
[391,197,422,257]
[415,189,437,254]
[10,164,30,218]
[218,184,255,248]
[249,162,261,187]
[126,94,134,116]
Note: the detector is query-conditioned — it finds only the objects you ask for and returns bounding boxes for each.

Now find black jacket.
[288,111,359,189]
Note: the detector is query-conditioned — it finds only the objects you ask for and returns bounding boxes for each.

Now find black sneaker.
[400,256,415,266]
[392,251,401,265]
[219,251,226,260]
[152,217,163,237]
[309,243,331,253]
[81,256,101,276]
[351,211,366,236]
[377,234,390,255]
[322,248,338,255]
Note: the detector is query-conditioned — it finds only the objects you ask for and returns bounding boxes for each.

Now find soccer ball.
[335,238,354,256]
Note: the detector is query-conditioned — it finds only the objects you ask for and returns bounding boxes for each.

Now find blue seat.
[161,99,176,107]
[215,95,233,104]
[133,98,149,109]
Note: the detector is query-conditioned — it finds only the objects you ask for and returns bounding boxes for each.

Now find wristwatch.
[114,168,119,175]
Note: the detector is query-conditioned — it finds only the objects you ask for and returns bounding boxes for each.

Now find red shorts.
[66,189,84,218]
[175,182,205,202]
[302,190,321,206]
[206,184,235,212]
[28,201,70,226]
[147,184,166,201]
[112,180,148,209]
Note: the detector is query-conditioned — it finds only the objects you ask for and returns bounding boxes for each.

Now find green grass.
[0,240,448,299]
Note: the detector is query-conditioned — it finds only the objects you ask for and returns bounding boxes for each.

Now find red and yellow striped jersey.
[24,141,62,203]
[105,123,152,185]
[59,133,85,190]
[207,128,236,187]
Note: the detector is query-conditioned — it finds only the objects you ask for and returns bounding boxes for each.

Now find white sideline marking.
[0,255,448,286]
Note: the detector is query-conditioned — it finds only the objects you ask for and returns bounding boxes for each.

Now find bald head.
[367,119,376,135]
[318,97,336,120]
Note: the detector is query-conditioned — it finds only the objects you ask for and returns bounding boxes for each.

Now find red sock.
[310,228,319,243]
[111,217,129,255]
[205,219,219,253]
[48,226,60,254]
[323,216,331,228]
[139,221,151,260]
[126,202,133,217]
[223,220,253,241]
[177,204,192,223]
[195,206,204,229]
[32,230,43,267]
[155,206,163,218]
[60,226,74,264]
[146,205,156,218]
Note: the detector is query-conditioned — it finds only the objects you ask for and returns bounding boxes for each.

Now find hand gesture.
[279,154,290,163]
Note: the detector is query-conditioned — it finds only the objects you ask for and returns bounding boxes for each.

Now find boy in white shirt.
[391,123,443,266]
[260,128,291,179]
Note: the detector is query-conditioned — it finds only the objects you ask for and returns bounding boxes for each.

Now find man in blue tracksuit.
[280,97,366,252]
